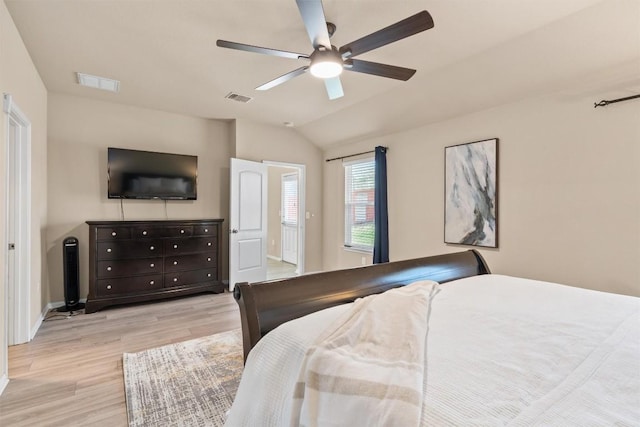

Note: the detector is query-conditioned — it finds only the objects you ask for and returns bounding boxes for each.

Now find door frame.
[264,161,305,275]
[3,93,32,351]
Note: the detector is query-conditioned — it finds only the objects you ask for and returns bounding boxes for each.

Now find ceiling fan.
[216,0,434,100]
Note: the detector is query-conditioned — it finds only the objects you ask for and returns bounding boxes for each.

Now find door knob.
[231,229,238,234]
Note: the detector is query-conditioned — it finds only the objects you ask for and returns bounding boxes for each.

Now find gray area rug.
[123,329,243,427]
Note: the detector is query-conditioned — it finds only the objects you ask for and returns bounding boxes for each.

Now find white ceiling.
[5,0,639,148]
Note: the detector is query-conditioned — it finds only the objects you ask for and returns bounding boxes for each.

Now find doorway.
[229,159,305,289]
[265,162,304,280]
[3,94,32,350]
[264,166,301,280]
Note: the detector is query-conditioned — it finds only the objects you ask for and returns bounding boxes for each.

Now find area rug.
[123,329,243,427]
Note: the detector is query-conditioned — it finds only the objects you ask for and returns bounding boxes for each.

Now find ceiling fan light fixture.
[310,61,342,79]
[216,3,434,99]
[309,48,343,79]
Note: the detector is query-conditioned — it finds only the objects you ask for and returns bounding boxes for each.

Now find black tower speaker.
[62,236,84,312]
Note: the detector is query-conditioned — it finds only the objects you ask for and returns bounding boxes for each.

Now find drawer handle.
[207,257,212,262]
[106,285,112,290]
[207,242,212,246]
[173,277,178,282]
[106,266,112,272]
[142,230,148,236]
[150,280,155,285]
[106,248,112,253]
[173,261,178,265]
[173,244,178,249]
[111,231,117,237]
[180,229,185,234]
[150,263,155,268]
[207,273,212,278]
[150,246,155,250]
[204,228,209,233]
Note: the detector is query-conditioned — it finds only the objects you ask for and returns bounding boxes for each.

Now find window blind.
[282,174,298,226]
[344,159,375,251]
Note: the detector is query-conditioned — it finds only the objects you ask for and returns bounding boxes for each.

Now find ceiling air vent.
[76,72,120,93]
[225,92,253,103]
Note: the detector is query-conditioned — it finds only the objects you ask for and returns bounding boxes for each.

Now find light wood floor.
[267,258,298,280]
[0,292,240,427]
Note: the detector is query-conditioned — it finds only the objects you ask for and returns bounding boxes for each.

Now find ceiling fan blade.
[256,66,309,91]
[346,59,416,81]
[296,0,331,49]
[324,77,344,100]
[217,40,309,60]
[339,10,434,58]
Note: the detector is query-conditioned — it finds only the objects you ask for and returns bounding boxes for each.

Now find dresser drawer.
[163,226,193,238]
[194,224,218,237]
[97,239,163,260]
[132,226,163,239]
[164,253,217,273]
[164,237,217,255]
[97,227,131,241]
[164,268,217,288]
[96,275,163,297]
[97,258,163,279]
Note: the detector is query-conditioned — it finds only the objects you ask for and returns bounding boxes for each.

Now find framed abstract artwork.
[444,138,498,248]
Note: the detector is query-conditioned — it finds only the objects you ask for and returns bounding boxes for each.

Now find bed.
[226,250,639,426]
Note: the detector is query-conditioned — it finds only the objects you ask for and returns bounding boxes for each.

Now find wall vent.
[225,92,253,103]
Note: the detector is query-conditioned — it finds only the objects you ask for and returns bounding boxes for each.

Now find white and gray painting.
[445,139,497,247]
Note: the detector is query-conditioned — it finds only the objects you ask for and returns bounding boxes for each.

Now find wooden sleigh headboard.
[233,249,490,360]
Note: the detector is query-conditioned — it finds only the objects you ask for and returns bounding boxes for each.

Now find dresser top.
[86,219,224,226]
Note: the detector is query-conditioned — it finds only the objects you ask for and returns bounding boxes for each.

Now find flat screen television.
[107,148,198,200]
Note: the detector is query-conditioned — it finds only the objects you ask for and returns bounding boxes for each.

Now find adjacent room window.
[344,158,375,251]
[282,173,298,227]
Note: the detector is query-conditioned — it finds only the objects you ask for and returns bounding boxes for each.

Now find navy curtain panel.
[373,146,389,263]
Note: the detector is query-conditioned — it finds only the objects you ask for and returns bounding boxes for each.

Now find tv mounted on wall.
[107,148,198,200]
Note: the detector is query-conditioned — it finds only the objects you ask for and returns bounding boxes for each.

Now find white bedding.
[224,275,640,426]
[292,280,439,427]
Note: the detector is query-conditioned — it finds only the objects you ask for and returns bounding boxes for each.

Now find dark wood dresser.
[85,219,224,313]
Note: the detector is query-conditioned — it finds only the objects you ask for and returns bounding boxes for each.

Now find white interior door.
[6,118,17,346]
[3,93,31,349]
[229,158,268,291]
[281,173,298,265]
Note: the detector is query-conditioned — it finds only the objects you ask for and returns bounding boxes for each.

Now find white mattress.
[225,275,640,426]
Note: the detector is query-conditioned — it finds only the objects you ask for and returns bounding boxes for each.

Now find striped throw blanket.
[290,280,440,427]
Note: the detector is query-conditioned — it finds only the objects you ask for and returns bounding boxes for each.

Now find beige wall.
[47,93,232,303]
[234,119,323,273]
[323,91,640,297]
[0,0,48,384]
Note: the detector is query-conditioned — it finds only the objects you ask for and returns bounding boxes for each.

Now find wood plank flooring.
[267,258,298,280]
[0,292,240,427]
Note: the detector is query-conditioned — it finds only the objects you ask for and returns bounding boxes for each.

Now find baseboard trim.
[30,305,48,341]
[0,374,8,396]
[267,255,282,261]
[30,298,88,340]
[48,298,87,310]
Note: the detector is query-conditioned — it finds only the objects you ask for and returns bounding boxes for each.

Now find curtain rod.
[594,94,640,108]
[325,146,388,162]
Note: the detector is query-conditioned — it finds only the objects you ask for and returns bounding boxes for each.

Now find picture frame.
[444,138,498,248]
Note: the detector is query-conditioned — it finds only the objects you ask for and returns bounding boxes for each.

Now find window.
[344,158,375,251]
[282,173,298,226]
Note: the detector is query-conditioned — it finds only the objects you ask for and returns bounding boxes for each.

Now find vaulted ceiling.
[5,0,639,147]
